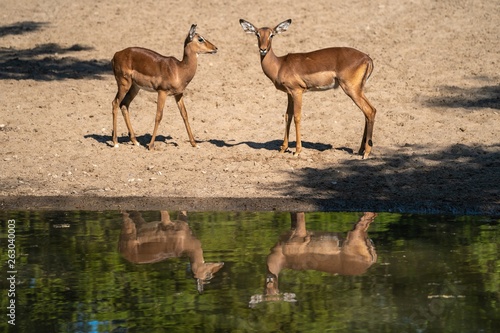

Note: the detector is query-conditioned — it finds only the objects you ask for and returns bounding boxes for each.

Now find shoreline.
[1,196,497,216]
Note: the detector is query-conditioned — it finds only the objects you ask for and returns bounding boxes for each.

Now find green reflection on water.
[0,211,498,332]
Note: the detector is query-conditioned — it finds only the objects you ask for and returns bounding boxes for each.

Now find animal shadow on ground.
[207,139,334,153]
[84,134,173,148]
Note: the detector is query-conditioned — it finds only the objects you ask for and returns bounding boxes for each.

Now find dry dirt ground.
[0,0,499,214]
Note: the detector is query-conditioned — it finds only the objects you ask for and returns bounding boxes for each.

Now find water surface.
[0,211,498,332]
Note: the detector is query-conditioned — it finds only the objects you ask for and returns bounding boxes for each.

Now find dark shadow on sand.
[272,143,499,215]
[84,133,174,148]
[0,21,48,37]
[0,43,109,80]
[207,139,333,153]
[427,85,500,110]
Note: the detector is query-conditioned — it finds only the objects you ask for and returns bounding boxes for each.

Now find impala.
[119,211,224,293]
[240,19,377,158]
[111,24,217,150]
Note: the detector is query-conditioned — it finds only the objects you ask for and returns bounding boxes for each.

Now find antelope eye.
[270,34,274,39]
[256,33,260,38]
[198,37,205,42]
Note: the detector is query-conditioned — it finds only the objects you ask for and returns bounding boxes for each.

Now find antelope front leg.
[175,94,197,147]
[280,94,294,153]
[148,91,167,150]
[112,98,120,147]
[292,90,303,156]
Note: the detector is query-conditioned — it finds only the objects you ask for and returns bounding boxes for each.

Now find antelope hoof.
[359,149,370,159]
[279,146,288,153]
[113,143,119,148]
[147,143,155,151]
[361,140,373,159]
[360,147,371,159]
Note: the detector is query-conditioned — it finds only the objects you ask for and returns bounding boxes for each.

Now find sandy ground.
[0,0,499,214]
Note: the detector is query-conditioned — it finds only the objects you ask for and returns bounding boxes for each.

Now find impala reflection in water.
[250,212,377,306]
[118,211,224,293]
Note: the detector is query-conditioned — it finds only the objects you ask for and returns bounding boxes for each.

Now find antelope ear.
[189,24,197,40]
[274,19,292,34]
[240,19,257,34]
